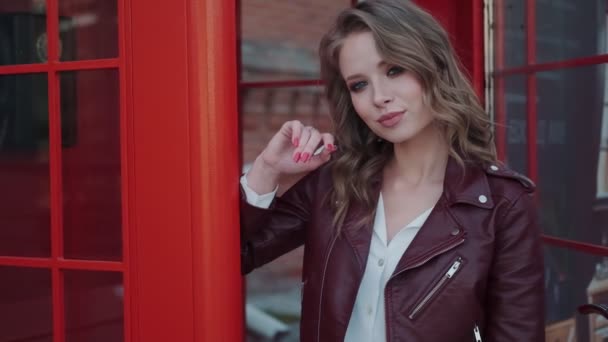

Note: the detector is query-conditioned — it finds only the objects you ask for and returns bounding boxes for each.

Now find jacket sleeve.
[484,191,545,341]
[240,169,319,275]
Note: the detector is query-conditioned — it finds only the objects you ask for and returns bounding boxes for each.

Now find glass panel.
[0,1,48,65]
[58,0,118,61]
[61,70,121,261]
[500,75,528,174]
[240,0,351,82]
[0,73,50,257]
[0,266,53,342]
[544,245,607,342]
[536,0,607,64]
[242,85,331,339]
[536,65,604,244]
[64,270,124,342]
[494,0,526,68]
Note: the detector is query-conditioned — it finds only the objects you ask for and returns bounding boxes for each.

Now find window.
[491,0,608,340]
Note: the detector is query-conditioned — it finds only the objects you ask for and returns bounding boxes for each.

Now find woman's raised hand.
[246,120,336,194]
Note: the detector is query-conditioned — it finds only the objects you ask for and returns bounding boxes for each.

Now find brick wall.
[240,1,351,167]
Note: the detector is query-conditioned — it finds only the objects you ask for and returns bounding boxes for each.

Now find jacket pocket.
[408,256,465,320]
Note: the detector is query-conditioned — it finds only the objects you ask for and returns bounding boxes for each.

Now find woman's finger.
[293,126,312,162]
[286,120,303,147]
[300,128,322,163]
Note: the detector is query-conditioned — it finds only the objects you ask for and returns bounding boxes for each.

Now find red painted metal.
[494,54,608,76]
[0,257,54,268]
[46,0,66,341]
[58,259,124,271]
[472,0,484,99]
[0,58,117,77]
[240,79,323,88]
[493,0,506,161]
[117,0,131,340]
[0,63,48,74]
[542,235,608,256]
[50,59,119,71]
[0,257,123,271]
[525,0,538,183]
[188,1,243,341]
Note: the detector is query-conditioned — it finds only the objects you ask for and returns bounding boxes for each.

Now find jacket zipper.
[316,234,338,342]
[473,324,482,342]
[389,238,465,281]
[385,238,464,341]
[408,257,463,319]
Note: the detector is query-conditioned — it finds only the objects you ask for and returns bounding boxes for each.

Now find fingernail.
[327,144,335,151]
[293,152,301,163]
[293,138,299,147]
[301,153,310,162]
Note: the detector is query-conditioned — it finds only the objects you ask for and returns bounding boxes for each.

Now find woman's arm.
[484,191,545,341]
[240,167,322,275]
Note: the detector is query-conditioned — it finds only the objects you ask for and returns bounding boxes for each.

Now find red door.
[0,0,242,341]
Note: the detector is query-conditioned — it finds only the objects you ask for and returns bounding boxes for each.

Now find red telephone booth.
[2,0,607,341]
[0,0,241,341]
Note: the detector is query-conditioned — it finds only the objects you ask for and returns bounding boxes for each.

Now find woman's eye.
[348,81,367,92]
[387,66,405,77]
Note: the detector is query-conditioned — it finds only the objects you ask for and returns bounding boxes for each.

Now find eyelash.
[348,66,406,93]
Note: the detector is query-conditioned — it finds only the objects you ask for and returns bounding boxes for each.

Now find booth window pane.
[536,0,608,64]
[58,0,118,61]
[534,65,605,244]
[0,73,51,257]
[494,0,526,68]
[62,69,122,261]
[64,270,124,342]
[0,266,53,342]
[499,75,528,174]
[0,1,48,65]
[240,0,350,82]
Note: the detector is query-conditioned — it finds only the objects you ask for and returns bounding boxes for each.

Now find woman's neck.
[385,124,449,187]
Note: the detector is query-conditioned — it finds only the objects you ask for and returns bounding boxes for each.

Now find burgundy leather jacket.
[241,157,545,341]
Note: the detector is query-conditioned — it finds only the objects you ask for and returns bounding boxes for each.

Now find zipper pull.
[473,324,482,342]
[446,258,462,278]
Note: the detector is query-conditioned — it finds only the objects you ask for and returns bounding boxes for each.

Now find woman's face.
[339,31,435,144]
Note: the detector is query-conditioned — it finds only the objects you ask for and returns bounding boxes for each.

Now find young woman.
[240,0,544,341]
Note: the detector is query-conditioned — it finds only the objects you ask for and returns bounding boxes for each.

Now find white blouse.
[240,175,433,342]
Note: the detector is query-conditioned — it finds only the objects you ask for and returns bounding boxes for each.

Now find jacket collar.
[443,156,494,209]
[340,155,494,273]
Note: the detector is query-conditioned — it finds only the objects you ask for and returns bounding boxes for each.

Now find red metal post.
[526,0,538,183]
[494,0,507,161]
[189,0,243,340]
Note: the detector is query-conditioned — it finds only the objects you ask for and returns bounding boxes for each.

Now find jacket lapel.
[340,180,381,271]
[390,157,495,277]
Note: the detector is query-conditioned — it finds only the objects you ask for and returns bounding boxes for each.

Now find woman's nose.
[372,82,393,107]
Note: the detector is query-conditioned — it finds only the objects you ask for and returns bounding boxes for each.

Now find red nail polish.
[327,144,334,151]
[293,152,301,163]
[293,138,299,147]
[301,153,310,162]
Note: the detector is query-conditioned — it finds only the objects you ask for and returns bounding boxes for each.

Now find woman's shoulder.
[478,161,535,202]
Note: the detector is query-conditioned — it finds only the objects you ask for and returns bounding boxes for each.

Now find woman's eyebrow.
[344,61,389,81]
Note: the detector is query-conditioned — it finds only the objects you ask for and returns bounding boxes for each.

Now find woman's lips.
[377,111,404,127]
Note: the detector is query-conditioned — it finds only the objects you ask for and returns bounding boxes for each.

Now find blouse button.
[490,165,499,171]
[378,259,385,267]
[451,228,460,236]
[478,195,488,204]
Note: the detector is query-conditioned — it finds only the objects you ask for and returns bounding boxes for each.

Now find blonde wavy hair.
[319,0,497,232]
